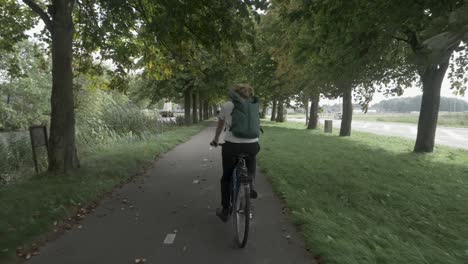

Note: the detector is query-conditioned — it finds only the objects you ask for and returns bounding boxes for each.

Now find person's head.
[230,83,254,99]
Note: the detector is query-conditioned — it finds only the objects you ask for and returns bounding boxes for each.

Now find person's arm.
[212,118,225,146]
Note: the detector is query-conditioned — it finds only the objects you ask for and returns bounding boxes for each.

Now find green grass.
[0,124,206,263]
[353,113,468,128]
[258,121,468,264]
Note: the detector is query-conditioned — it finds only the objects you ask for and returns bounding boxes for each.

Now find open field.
[352,113,468,128]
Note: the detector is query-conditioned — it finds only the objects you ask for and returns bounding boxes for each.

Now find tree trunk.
[305,100,309,126]
[270,99,277,121]
[260,101,267,119]
[340,88,353,136]
[198,97,203,122]
[213,105,218,117]
[192,89,199,124]
[308,95,319,129]
[276,100,285,122]
[48,0,79,172]
[414,61,449,153]
[203,101,209,120]
[184,87,192,125]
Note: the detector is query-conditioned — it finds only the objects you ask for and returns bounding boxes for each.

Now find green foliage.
[75,89,160,148]
[0,40,51,131]
[259,122,468,264]
[0,133,38,182]
[0,0,36,54]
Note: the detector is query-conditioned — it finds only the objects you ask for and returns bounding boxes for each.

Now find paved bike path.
[30,126,315,264]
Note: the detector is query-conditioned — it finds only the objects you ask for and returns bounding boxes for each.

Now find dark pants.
[221,141,260,208]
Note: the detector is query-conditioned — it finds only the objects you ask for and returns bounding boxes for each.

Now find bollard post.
[324,120,333,133]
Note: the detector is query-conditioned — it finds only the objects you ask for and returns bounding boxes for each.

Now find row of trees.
[1,0,467,174]
[243,0,468,152]
[1,0,268,172]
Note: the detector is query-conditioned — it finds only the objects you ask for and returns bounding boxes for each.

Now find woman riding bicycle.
[210,83,261,222]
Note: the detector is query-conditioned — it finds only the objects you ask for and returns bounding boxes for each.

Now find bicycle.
[230,153,251,248]
[211,142,252,248]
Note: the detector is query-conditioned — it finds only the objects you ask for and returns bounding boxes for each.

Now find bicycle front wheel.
[232,184,250,248]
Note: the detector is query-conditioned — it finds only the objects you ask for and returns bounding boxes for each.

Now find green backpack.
[229,91,261,139]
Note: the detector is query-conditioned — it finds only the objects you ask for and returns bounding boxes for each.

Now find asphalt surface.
[289,118,468,150]
[29,126,314,264]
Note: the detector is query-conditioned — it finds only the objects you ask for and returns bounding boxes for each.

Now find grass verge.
[0,124,206,263]
[258,121,468,264]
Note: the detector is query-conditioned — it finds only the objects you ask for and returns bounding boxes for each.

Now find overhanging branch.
[22,0,53,33]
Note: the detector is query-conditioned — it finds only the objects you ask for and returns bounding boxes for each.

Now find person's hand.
[210,138,219,147]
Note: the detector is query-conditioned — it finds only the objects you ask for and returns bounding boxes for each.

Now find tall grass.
[0,133,46,184]
[1,90,181,184]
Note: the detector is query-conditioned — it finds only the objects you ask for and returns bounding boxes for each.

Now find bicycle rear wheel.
[232,184,250,248]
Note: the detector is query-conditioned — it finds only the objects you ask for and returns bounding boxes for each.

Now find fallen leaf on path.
[134,258,146,263]
[192,180,200,184]
[25,254,31,260]
[77,225,83,229]
[32,251,39,256]
[183,246,187,251]
[285,234,291,239]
